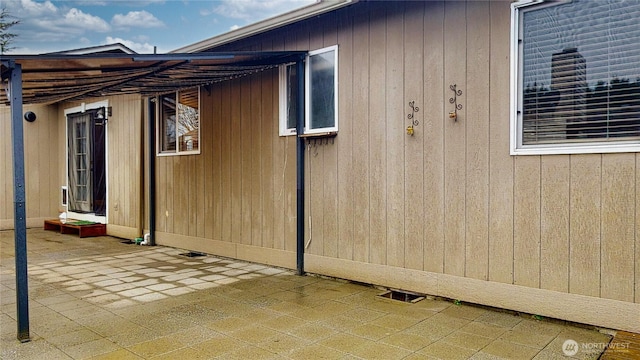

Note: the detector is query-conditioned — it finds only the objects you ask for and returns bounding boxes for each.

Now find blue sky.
[2,0,316,54]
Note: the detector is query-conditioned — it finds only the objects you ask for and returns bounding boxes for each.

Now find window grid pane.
[520,0,640,145]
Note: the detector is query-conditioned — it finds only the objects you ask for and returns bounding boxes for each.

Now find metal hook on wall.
[448,84,463,121]
[406,101,420,136]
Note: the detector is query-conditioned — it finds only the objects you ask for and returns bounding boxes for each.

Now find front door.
[67,110,106,216]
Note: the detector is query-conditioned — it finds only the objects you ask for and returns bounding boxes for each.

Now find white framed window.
[511,0,640,155]
[279,45,339,136]
[157,87,201,155]
[279,63,298,136]
[306,45,338,134]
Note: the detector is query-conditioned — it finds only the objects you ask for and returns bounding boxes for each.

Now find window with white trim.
[279,45,338,136]
[157,87,200,155]
[279,63,298,136]
[511,0,640,155]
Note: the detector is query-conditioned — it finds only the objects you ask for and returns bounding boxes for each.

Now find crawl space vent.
[378,290,425,303]
[179,251,207,258]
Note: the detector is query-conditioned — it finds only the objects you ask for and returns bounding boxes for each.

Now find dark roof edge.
[1,51,308,62]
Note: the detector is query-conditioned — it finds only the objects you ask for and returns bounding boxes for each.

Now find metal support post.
[8,61,31,342]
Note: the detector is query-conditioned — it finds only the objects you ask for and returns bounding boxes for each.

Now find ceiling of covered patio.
[1,51,306,105]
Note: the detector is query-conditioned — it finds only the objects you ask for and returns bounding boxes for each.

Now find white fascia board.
[172,0,356,53]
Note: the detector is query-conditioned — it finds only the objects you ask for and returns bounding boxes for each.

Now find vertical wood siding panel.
[443,1,466,277]
[464,0,490,281]
[116,99,125,227]
[272,30,286,250]
[136,99,142,230]
[284,136,297,252]
[25,111,39,219]
[337,8,355,260]
[323,19,340,259]
[220,82,232,242]
[513,156,541,288]
[230,81,242,244]
[488,0,514,284]
[251,75,263,246]
[38,107,51,216]
[189,130,198,236]
[403,0,425,271]
[136,98,143,230]
[385,2,406,268]
[601,154,635,302]
[197,91,209,239]
[423,1,445,273]
[241,78,253,245]
[44,105,55,218]
[164,156,176,233]
[369,2,388,265]
[52,105,62,217]
[352,4,371,262]
[121,98,130,227]
[211,86,223,240]
[126,98,134,228]
[129,98,137,229]
[569,155,601,297]
[322,149,338,256]
[33,111,45,217]
[636,154,640,304]
[308,145,325,255]
[175,157,186,235]
[261,71,275,249]
[157,157,166,233]
[540,156,570,292]
[109,102,119,226]
[210,86,224,240]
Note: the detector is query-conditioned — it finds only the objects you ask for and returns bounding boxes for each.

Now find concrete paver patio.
[1,229,614,359]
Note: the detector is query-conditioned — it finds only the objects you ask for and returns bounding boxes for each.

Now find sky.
[1,0,316,54]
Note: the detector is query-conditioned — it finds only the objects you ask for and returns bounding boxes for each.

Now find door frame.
[64,100,109,224]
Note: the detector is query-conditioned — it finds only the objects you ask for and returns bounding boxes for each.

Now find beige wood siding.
[1,104,61,229]
[153,0,639,331]
[155,73,298,257]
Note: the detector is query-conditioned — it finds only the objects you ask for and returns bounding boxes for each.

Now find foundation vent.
[378,290,425,303]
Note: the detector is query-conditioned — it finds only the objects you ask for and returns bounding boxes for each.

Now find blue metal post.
[8,61,31,342]
[296,59,305,276]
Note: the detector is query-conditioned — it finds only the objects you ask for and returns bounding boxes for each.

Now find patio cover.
[1,51,308,342]
[0,51,307,105]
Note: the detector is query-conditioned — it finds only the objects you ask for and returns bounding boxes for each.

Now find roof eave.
[172,0,356,53]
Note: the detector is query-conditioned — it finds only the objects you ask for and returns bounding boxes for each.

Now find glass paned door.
[67,113,93,213]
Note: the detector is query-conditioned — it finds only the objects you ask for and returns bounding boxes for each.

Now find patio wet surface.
[1,229,615,359]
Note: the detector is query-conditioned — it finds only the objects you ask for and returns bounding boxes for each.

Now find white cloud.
[63,8,111,32]
[206,0,315,21]
[229,25,240,31]
[17,0,58,17]
[112,11,165,29]
[104,36,157,54]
